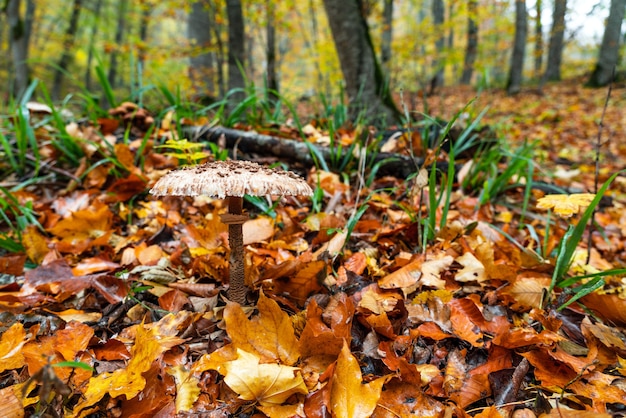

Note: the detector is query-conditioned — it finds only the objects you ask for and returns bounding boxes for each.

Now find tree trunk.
[226,0,246,103]
[431,0,445,90]
[52,0,82,101]
[533,0,543,79]
[137,0,151,70]
[266,0,278,101]
[106,0,128,105]
[460,0,478,85]
[508,0,527,95]
[543,0,566,82]
[188,1,216,95]
[85,0,103,92]
[321,0,402,126]
[381,0,393,77]
[7,0,35,98]
[586,0,626,87]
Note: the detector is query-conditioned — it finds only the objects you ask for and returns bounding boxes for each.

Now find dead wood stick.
[184,125,449,178]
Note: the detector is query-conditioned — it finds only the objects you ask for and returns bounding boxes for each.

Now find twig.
[586,68,614,264]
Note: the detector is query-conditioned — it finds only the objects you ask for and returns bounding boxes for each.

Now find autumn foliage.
[1,82,626,417]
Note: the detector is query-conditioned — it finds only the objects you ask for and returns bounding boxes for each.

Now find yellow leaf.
[224,291,300,365]
[168,365,201,413]
[72,322,184,416]
[0,323,26,373]
[536,193,596,218]
[455,252,486,283]
[258,403,305,418]
[222,349,308,406]
[330,341,385,418]
[21,225,49,264]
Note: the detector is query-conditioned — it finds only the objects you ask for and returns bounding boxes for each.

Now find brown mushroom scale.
[150,160,313,304]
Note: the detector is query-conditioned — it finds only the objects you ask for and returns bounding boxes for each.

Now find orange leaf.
[330,341,385,418]
[224,291,300,365]
[21,225,49,264]
[300,295,354,366]
[0,323,27,373]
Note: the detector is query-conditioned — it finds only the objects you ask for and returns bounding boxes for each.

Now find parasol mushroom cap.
[150,160,313,199]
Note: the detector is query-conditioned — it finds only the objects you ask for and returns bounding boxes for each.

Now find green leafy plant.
[544,170,624,309]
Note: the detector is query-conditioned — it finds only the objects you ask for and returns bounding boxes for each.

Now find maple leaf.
[330,341,385,418]
[224,291,300,365]
[222,349,308,406]
[536,193,596,218]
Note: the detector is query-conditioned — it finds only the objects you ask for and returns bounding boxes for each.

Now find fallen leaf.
[224,291,300,365]
[222,349,308,406]
[0,323,27,373]
[536,193,596,218]
[330,341,385,418]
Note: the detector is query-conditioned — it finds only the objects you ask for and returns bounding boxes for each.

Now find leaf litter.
[1,82,626,416]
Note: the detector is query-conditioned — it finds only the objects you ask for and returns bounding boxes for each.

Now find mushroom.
[150,160,313,304]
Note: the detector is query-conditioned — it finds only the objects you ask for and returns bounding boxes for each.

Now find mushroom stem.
[226,195,247,304]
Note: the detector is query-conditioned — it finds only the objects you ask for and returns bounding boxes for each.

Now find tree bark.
[543,0,566,82]
[186,125,436,178]
[7,0,35,98]
[460,0,478,85]
[226,0,246,103]
[188,1,216,95]
[137,0,151,70]
[52,0,83,101]
[586,0,626,87]
[85,0,103,92]
[431,0,445,90]
[508,0,528,95]
[321,0,402,126]
[266,0,279,101]
[533,0,543,79]
[381,0,393,77]
[106,0,128,105]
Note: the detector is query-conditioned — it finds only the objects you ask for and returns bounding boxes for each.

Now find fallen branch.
[184,125,436,178]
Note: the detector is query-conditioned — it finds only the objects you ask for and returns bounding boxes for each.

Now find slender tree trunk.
[533,0,543,79]
[226,0,246,102]
[447,1,456,76]
[266,0,278,101]
[543,0,566,82]
[188,1,216,96]
[381,0,393,77]
[321,0,402,126]
[587,0,626,87]
[52,0,83,100]
[431,0,445,91]
[85,0,103,92]
[106,0,128,105]
[460,0,478,85]
[138,0,151,70]
[7,0,35,98]
[507,0,528,95]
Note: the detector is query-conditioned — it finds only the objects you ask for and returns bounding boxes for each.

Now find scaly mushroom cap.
[150,160,313,198]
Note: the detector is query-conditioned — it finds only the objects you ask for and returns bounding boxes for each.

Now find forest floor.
[1,79,626,418]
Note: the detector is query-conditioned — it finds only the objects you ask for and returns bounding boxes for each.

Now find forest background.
[1,0,623,112]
